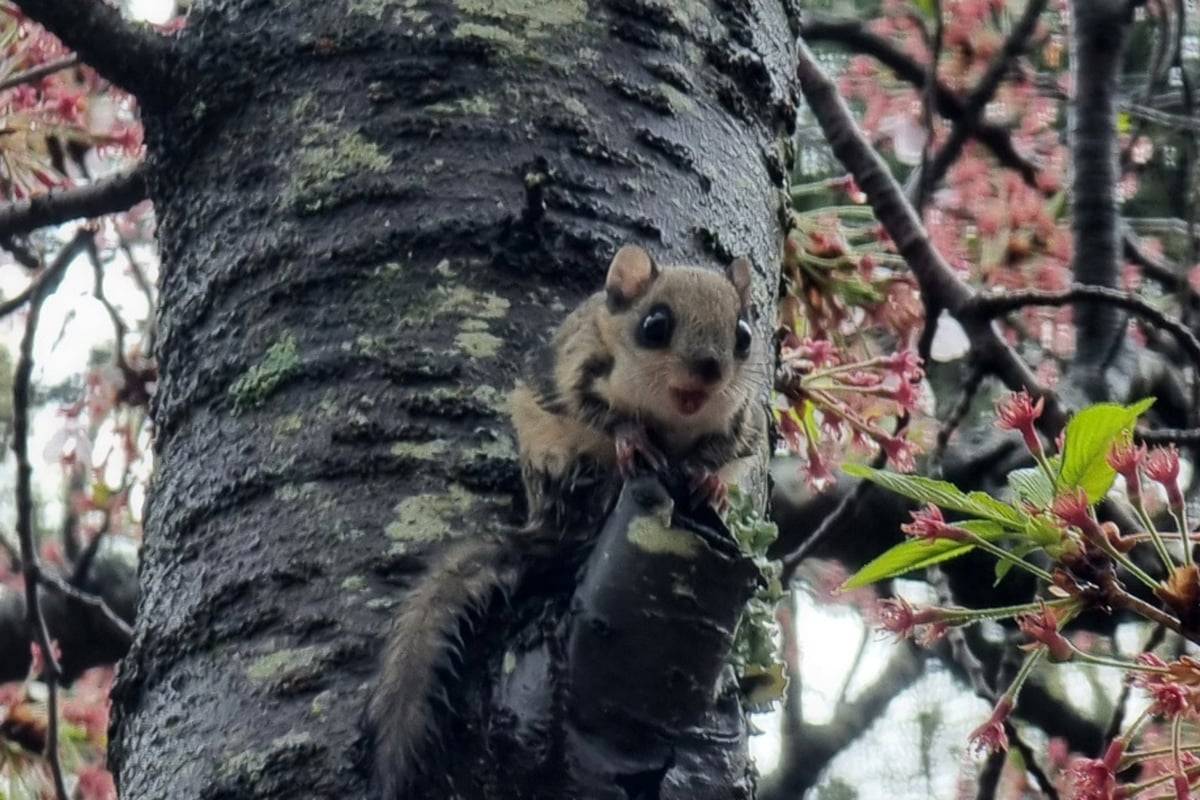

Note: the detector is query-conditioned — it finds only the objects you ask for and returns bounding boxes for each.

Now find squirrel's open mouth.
[670,387,709,416]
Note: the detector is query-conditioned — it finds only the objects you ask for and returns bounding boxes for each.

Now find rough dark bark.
[95,2,800,798]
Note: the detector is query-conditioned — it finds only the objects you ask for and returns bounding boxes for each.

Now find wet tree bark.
[45,1,806,797]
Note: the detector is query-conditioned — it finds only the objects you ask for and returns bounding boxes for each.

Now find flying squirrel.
[365,244,767,797]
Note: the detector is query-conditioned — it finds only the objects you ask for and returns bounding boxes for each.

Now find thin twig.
[965,284,1200,377]
[933,366,986,466]
[1103,624,1167,746]
[781,450,886,581]
[801,14,1040,185]
[0,55,78,93]
[119,235,157,351]
[1,236,41,271]
[1138,426,1200,445]
[0,166,146,240]
[1124,229,1194,295]
[913,0,943,215]
[59,466,83,563]
[12,227,92,800]
[921,0,1049,205]
[975,750,1005,800]
[85,236,129,372]
[0,530,19,568]
[932,570,1059,799]
[34,563,132,644]
[794,41,1065,431]
[10,0,176,106]
[1103,575,1196,647]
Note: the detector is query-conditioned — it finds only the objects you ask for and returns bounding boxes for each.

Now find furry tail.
[366,534,523,798]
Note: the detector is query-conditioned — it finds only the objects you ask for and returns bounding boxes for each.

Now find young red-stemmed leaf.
[840,520,1005,590]
[843,464,1029,529]
[1056,398,1155,503]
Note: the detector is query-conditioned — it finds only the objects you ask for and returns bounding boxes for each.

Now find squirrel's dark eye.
[735,318,752,358]
[637,305,674,349]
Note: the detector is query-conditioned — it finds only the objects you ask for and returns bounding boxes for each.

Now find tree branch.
[795,41,1065,431]
[760,641,928,800]
[964,284,1200,378]
[12,229,92,800]
[11,0,176,106]
[936,583,1059,800]
[1124,229,1192,291]
[0,167,147,240]
[801,13,1040,186]
[918,0,1048,205]
[1138,426,1200,445]
[0,54,78,93]
[0,536,137,684]
[35,565,132,645]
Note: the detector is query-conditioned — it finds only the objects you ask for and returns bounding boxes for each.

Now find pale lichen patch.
[347,0,390,18]
[340,575,368,592]
[275,481,321,503]
[284,103,392,212]
[472,384,507,413]
[390,439,449,459]
[275,413,304,437]
[462,431,515,460]
[456,0,586,30]
[427,94,497,117]
[627,517,699,558]
[658,82,696,115]
[310,690,334,718]
[560,97,589,119]
[451,0,587,56]
[456,329,504,359]
[230,333,301,412]
[437,285,510,318]
[386,485,473,541]
[453,21,523,50]
[246,646,323,684]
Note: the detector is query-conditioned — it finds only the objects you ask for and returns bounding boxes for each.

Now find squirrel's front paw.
[685,466,728,514]
[614,424,667,480]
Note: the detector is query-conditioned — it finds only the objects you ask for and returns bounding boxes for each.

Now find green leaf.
[965,492,1029,528]
[959,520,1004,538]
[841,519,1003,590]
[842,538,975,590]
[1025,515,1064,548]
[1058,399,1156,502]
[1008,466,1055,508]
[1128,397,1157,417]
[845,464,1028,528]
[801,400,820,444]
[993,542,1040,586]
[836,277,885,305]
[912,0,936,18]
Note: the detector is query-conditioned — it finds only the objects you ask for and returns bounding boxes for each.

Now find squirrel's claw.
[686,467,729,514]
[615,424,667,480]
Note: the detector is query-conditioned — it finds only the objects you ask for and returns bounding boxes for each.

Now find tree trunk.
[107,2,800,797]
[1068,0,1134,399]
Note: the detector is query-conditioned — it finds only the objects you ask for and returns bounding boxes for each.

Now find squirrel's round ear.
[727,256,752,304]
[605,245,658,306]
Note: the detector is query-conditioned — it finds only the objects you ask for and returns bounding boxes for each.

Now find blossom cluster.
[855,390,1200,798]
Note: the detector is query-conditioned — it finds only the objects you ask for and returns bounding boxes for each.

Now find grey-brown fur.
[366,534,521,798]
